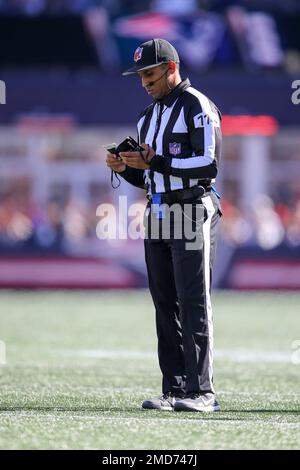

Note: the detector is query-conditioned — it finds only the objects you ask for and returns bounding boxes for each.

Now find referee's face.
[138,64,170,100]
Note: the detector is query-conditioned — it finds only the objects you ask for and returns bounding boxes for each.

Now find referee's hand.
[119,143,155,170]
[106,153,126,173]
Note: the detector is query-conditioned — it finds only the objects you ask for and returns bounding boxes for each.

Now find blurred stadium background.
[0,0,300,451]
[0,0,299,290]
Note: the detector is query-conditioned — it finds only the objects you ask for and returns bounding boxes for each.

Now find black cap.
[122,38,179,76]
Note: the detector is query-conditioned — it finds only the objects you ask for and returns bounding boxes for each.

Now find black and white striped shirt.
[121,78,222,195]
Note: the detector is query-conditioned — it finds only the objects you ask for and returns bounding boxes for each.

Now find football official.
[106,39,222,412]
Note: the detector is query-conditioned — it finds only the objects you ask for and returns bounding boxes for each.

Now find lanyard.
[152,102,166,150]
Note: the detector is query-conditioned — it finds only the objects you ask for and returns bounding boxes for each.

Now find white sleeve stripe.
[171,155,214,169]
[137,115,146,140]
[186,87,217,161]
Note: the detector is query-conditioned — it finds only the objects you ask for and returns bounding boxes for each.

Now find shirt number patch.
[193,112,219,128]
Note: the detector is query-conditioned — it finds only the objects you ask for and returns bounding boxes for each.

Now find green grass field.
[0,290,299,450]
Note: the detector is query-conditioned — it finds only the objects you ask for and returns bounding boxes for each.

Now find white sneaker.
[142,392,179,411]
[174,393,220,412]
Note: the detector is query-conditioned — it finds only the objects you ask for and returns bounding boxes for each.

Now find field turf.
[0,290,299,450]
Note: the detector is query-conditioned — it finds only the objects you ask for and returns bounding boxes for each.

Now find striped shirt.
[121,78,222,195]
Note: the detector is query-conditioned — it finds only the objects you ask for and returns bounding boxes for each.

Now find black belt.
[147,185,210,204]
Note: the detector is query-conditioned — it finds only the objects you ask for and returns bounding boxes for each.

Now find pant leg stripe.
[202,195,216,393]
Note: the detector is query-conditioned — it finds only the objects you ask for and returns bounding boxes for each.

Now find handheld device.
[103,143,118,154]
[105,136,146,189]
[116,136,144,153]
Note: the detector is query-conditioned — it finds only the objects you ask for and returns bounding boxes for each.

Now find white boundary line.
[64,348,294,364]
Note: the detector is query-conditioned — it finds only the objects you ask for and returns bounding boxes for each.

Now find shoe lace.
[161,392,181,402]
[161,392,172,400]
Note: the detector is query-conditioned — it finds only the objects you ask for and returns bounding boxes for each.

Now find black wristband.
[150,154,170,174]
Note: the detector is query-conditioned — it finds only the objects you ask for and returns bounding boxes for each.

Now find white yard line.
[65,348,294,364]
[215,349,292,363]
[69,350,156,359]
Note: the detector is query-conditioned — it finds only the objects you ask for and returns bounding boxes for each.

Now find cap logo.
[134,47,143,62]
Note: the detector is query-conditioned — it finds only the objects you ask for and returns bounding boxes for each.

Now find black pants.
[144,193,221,396]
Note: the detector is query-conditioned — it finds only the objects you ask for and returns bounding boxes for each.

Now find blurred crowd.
[0,181,299,256]
[0,180,102,255]
[1,0,300,15]
[1,0,299,73]
[221,189,300,249]
[0,1,299,255]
